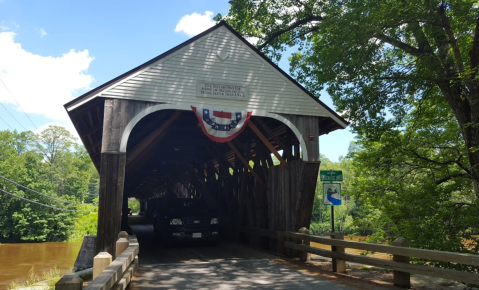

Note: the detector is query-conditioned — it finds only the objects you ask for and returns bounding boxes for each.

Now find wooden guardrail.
[56,232,139,290]
[284,230,479,287]
[241,226,479,287]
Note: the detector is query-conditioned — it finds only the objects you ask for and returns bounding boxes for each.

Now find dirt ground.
[275,257,478,290]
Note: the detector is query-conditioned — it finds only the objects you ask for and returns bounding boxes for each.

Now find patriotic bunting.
[191,106,252,142]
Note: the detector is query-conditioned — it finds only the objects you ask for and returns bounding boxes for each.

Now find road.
[127,217,357,290]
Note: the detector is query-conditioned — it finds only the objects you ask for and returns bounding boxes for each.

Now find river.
[0,241,82,289]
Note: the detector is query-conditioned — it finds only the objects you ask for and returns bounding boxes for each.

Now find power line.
[0,115,13,130]
[0,102,27,131]
[0,174,83,205]
[0,188,85,212]
[0,77,38,130]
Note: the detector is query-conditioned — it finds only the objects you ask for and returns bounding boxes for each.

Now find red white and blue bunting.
[191,106,252,142]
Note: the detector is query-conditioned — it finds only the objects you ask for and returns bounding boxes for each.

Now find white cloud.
[39,28,47,38]
[0,21,18,31]
[175,11,215,37]
[0,32,94,123]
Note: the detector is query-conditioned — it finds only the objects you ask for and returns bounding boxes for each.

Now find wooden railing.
[55,232,139,290]
[242,226,479,287]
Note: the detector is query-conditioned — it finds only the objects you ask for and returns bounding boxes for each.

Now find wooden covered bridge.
[64,21,347,259]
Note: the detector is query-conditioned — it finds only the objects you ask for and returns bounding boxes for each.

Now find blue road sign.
[323,183,341,205]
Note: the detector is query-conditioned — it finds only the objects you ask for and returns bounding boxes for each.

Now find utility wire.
[0,174,83,205]
[0,77,38,129]
[0,115,13,130]
[0,188,85,212]
[0,102,27,130]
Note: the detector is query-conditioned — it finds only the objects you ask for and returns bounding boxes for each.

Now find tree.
[0,127,97,242]
[220,0,479,197]
[347,92,479,252]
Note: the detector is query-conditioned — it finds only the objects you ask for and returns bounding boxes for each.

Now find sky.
[0,0,354,162]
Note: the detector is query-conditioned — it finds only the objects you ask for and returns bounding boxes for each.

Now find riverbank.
[0,242,82,289]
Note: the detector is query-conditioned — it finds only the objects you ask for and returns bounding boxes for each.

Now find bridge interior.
[68,99,341,256]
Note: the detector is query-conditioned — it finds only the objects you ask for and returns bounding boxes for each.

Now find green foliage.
[223,0,479,273]
[128,198,140,213]
[0,127,98,243]
[223,0,479,196]
[345,93,479,269]
[69,204,98,242]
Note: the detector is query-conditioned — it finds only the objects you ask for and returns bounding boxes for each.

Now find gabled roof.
[64,21,348,129]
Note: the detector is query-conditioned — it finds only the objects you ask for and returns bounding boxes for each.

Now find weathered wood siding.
[97,98,156,257]
[98,26,340,121]
[283,114,320,162]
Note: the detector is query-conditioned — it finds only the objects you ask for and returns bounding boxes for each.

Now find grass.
[8,266,68,290]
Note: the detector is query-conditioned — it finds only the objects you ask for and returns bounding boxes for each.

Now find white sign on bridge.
[197,82,249,100]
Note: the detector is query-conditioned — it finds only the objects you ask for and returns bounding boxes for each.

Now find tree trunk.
[438,80,479,200]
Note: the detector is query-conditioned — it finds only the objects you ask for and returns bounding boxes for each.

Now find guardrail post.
[118,231,129,239]
[55,274,83,290]
[393,237,410,288]
[116,237,129,257]
[93,252,112,279]
[298,227,311,262]
[331,232,346,273]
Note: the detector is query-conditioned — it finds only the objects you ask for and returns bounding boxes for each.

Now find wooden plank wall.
[193,117,320,254]
[282,114,320,162]
[102,26,334,119]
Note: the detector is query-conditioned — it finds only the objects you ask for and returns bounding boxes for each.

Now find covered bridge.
[64,21,348,258]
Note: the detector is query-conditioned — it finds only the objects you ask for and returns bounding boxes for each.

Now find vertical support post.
[55,274,83,290]
[331,232,346,273]
[331,206,335,233]
[121,191,129,231]
[139,201,147,215]
[96,152,127,258]
[393,237,411,288]
[93,252,112,279]
[298,227,310,262]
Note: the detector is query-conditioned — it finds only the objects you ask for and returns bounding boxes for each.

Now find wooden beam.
[126,111,181,165]
[79,126,102,138]
[227,141,265,186]
[88,111,95,127]
[248,121,289,169]
[255,118,292,159]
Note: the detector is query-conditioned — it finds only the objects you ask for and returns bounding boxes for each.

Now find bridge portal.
[64,21,347,258]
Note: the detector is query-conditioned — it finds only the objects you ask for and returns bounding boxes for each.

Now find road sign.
[320,170,343,181]
[323,183,341,205]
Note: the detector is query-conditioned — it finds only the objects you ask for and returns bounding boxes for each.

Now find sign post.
[321,170,343,233]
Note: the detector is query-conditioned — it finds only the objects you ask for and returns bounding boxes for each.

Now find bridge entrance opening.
[122,108,313,248]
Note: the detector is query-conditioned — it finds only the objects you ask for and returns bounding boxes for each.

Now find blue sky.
[0,0,354,162]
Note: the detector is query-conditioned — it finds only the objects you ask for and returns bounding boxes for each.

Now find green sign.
[320,170,343,181]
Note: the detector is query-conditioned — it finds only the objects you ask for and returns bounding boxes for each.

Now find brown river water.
[0,242,82,289]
